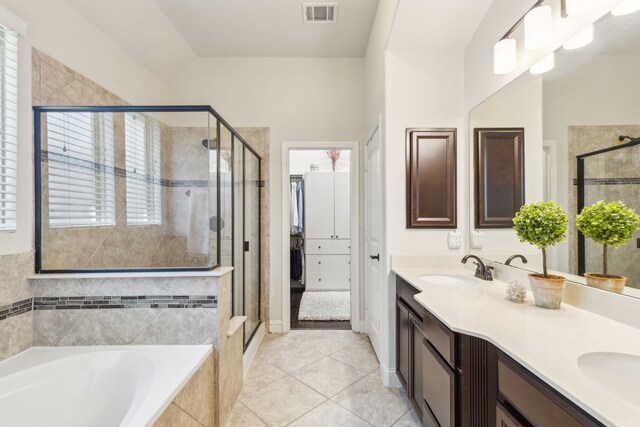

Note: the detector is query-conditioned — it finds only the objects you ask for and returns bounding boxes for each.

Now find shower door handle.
[244,241,249,252]
[369,254,380,261]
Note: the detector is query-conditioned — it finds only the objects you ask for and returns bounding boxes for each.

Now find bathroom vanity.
[394,268,640,426]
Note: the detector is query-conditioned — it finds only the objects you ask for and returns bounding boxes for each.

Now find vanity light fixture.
[611,0,640,16]
[563,24,594,49]
[525,5,553,49]
[493,38,517,74]
[530,53,555,74]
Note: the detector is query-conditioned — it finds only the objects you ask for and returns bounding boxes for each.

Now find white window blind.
[0,24,18,231]
[125,113,161,225]
[47,112,115,228]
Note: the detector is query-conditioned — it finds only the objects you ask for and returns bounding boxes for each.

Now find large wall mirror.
[469,9,640,298]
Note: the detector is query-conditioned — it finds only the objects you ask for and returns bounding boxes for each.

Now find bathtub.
[0,345,212,427]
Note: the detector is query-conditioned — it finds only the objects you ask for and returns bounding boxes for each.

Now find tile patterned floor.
[226,330,420,427]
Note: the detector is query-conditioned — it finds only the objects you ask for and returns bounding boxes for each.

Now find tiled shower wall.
[34,49,209,270]
[568,125,640,285]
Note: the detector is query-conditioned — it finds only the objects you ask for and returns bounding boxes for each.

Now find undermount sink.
[418,275,477,286]
[577,352,640,408]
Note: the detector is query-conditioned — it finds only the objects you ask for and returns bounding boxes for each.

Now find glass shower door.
[243,150,261,346]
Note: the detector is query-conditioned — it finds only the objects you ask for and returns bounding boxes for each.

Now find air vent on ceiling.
[303,3,338,23]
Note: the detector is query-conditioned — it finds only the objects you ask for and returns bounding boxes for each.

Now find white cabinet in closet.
[304,172,351,291]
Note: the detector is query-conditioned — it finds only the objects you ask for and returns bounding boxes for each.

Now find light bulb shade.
[494,38,517,74]
[563,24,594,49]
[565,0,594,16]
[525,5,553,49]
[530,53,555,74]
[611,0,640,16]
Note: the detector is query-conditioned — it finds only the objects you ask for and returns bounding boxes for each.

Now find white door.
[305,172,335,239]
[334,172,350,240]
[365,127,382,357]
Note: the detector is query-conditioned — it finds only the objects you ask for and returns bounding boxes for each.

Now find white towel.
[187,188,210,254]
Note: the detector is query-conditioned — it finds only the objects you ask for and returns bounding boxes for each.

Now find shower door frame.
[576,137,640,275]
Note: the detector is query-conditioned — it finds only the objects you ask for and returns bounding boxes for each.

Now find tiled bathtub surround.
[29,273,226,347]
[0,252,35,361]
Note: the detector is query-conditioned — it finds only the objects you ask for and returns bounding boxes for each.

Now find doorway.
[281,142,360,332]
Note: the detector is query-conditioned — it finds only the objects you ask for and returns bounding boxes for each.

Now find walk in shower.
[577,135,640,289]
[33,105,262,346]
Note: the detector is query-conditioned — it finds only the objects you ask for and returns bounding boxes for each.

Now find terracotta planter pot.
[584,273,626,293]
[528,274,566,309]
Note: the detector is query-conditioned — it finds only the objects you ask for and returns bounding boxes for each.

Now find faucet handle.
[484,265,495,280]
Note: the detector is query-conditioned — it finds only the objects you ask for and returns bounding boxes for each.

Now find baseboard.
[243,323,265,378]
[268,320,283,334]
[378,365,402,388]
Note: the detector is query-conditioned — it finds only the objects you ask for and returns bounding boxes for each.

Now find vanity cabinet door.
[423,338,456,427]
[396,298,410,389]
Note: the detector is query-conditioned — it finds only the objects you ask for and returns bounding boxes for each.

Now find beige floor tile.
[331,374,411,427]
[242,359,287,394]
[330,340,380,373]
[226,400,268,427]
[287,400,373,427]
[391,409,421,427]
[239,376,326,427]
[303,331,365,355]
[257,341,325,373]
[291,356,368,397]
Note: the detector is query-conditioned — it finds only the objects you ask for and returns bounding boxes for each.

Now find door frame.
[281,141,361,333]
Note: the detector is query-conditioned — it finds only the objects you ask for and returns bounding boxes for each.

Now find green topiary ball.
[512,201,568,249]
[576,201,640,248]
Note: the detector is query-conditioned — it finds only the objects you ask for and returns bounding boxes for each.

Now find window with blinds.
[0,24,18,231]
[124,113,161,225]
[47,112,115,228]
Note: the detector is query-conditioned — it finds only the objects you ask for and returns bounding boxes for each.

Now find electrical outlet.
[448,231,463,249]
[471,231,484,249]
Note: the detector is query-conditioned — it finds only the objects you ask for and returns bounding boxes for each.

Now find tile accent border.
[0,295,217,323]
[573,177,640,185]
[0,298,33,321]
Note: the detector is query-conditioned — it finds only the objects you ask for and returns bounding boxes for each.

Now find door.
[334,172,350,239]
[244,150,261,346]
[305,172,335,238]
[365,126,382,356]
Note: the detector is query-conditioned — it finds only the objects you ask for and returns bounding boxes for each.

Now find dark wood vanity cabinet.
[395,276,605,427]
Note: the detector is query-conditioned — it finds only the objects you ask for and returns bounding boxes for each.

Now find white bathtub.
[0,345,212,427]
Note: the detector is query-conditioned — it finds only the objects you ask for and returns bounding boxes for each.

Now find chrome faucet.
[505,254,528,266]
[461,255,494,281]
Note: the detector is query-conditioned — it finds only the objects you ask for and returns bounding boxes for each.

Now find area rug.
[298,291,350,321]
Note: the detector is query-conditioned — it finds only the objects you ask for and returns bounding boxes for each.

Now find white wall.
[469,72,543,261]
[0,0,170,256]
[168,57,366,328]
[289,150,351,175]
[380,49,467,382]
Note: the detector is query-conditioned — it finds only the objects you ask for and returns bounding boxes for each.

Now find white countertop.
[393,266,640,427]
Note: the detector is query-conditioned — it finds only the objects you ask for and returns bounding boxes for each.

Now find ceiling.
[154,0,379,58]
[387,0,494,51]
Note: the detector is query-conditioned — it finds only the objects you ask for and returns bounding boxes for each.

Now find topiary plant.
[512,201,568,278]
[576,201,640,277]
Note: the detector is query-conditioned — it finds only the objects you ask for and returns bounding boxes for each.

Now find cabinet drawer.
[498,354,600,427]
[306,255,350,273]
[423,309,455,368]
[306,239,350,255]
[396,276,423,319]
[306,272,350,291]
[423,339,456,427]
